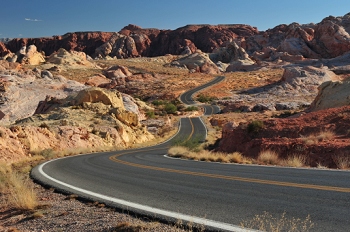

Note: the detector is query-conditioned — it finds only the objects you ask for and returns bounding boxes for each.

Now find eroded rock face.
[222,66,338,113]
[217,105,350,168]
[310,80,350,111]
[74,87,125,109]
[169,52,220,74]
[5,32,114,58]
[6,45,46,65]
[47,48,94,67]
[0,65,86,125]
[2,14,350,61]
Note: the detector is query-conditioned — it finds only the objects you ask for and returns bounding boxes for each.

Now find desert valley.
[1,12,350,232]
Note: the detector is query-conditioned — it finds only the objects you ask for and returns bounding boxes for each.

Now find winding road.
[32,77,350,232]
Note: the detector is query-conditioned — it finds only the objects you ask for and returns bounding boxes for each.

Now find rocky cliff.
[2,13,349,60]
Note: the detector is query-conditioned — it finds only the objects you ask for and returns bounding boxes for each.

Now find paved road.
[180,76,224,115]
[32,76,350,231]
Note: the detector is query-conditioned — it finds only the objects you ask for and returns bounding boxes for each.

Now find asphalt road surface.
[32,77,350,231]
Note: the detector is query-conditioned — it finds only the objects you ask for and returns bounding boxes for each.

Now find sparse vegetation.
[247,120,264,134]
[283,155,307,167]
[240,211,314,232]
[168,146,251,164]
[332,154,350,169]
[145,110,156,118]
[0,163,38,211]
[257,150,280,165]
[172,135,203,151]
[197,93,216,103]
[301,130,335,145]
[185,106,199,111]
[164,103,177,114]
[152,100,165,106]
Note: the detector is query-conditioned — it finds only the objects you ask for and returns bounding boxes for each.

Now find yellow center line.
[109,153,350,193]
[109,77,350,194]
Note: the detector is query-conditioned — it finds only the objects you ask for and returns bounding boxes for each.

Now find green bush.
[197,94,215,103]
[247,120,264,134]
[152,100,164,106]
[145,110,155,118]
[164,103,177,114]
[185,106,199,111]
[172,136,202,151]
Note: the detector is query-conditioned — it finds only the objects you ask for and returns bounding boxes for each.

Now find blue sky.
[0,0,349,38]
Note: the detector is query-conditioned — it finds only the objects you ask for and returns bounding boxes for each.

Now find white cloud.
[25,18,42,22]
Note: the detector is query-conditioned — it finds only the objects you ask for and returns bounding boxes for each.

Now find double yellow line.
[110,152,350,193]
[110,117,350,193]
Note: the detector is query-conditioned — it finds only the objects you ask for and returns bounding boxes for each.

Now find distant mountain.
[1,12,350,61]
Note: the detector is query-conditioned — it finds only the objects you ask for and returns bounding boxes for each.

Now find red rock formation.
[6,32,114,57]
[0,42,10,57]
[217,106,350,168]
[2,13,350,60]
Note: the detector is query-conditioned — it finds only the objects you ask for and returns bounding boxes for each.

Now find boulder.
[169,52,220,74]
[281,66,338,88]
[226,60,259,72]
[41,70,54,79]
[310,80,350,111]
[47,48,94,67]
[211,41,251,63]
[74,87,125,109]
[13,45,45,65]
[104,65,132,78]
[85,74,111,87]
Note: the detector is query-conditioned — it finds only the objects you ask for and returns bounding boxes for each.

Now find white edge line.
[36,76,255,231]
[198,116,208,140]
[37,160,253,232]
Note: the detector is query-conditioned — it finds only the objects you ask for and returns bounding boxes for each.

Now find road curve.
[180,76,224,115]
[32,77,350,232]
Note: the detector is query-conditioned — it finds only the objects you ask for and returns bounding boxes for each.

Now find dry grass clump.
[168,146,191,158]
[301,130,335,145]
[0,162,38,211]
[257,150,280,165]
[240,211,314,232]
[332,154,350,169]
[168,147,248,164]
[283,155,307,168]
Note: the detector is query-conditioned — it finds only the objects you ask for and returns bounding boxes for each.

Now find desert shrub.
[168,146,191,158]
[258,150,280,165]
[173,136,202,151]
[227,152,244,163]
[332,154,350,169]
[8,173,38,210]
[302,130,335,145]
[247,120,264,134]
[240,211,314,232]
[197,94,215,103]
[145,110,155,118]
[284,155,307,167]
[164,103,177,114]
[316,130,335,141]
[0,164,38,211]
[152,100,164,106]
[185,106,199,111]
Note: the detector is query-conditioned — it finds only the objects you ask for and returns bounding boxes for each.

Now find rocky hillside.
[216,105,350,168]
[1,13,350,60]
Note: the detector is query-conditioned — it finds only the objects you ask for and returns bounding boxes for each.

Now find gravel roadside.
[0,181,188,232]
